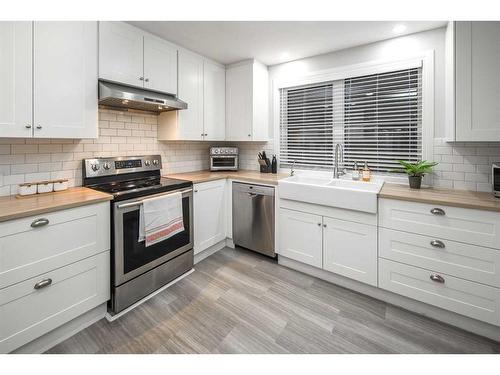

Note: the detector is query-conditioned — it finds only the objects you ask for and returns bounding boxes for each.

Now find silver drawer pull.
[31,218,49,228]
[430,208,445,216]
[34,278,52,290]
[430,274,445,283]
[430,240,445,249]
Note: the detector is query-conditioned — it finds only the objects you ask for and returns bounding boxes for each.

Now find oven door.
[113,188,193,287]
[210,155,238,170]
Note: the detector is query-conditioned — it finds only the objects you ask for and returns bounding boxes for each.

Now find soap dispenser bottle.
[352,162,360,180]
[362,162,371,182]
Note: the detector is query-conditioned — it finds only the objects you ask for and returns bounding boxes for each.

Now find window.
[279,67,422,173]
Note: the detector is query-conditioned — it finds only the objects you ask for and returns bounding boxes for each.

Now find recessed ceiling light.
[393,24,407,34]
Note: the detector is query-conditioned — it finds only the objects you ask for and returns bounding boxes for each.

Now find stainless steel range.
[82,155,193,315]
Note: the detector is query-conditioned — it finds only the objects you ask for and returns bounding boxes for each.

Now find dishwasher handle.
[233,182,275,197]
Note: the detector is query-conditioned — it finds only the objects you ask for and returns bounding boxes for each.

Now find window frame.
[272,52,435,183]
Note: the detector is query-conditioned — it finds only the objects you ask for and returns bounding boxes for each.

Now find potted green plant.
[394,160,439,189]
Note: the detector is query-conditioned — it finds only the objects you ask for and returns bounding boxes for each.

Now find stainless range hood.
[98,81,187,113]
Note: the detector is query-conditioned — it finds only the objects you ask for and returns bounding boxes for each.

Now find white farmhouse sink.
[278,174,384,213]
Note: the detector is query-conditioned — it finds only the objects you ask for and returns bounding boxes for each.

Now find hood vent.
[98,81,188,113]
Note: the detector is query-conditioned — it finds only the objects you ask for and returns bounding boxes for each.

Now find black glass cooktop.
[90,177,192,201]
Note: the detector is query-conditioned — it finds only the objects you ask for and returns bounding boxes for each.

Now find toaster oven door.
[210,156,238,170]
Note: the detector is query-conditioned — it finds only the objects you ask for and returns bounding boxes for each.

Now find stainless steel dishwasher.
[232,182,275,257]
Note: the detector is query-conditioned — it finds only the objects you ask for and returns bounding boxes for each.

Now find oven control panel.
[210,146,239,156]
[83,155,162,178]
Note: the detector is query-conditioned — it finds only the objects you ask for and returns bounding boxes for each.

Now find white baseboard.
[225,238,235,249]
[194,239,227,264]
[279,255,500,342]
[12,303,107,354]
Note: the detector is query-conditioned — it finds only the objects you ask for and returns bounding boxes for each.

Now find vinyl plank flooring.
[47,247,500,354]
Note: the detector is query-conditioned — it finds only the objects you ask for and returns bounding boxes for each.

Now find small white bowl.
[18,183,37,196]
[53,179,68,192]
[37,181,53,194]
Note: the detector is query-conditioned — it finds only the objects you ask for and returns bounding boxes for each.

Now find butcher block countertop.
[379,183,500,212]
[0,187,113,222]
[165,170,288,186]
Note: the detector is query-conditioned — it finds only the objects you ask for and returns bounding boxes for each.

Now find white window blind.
[279,67,422,173]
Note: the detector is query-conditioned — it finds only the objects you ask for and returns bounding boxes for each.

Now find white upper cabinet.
[226,59,269,141]
[34,22,98,138]
[0,21,98,139]
[99,22,178,95]
[0,22,32,138]
[446,21,500,141]
[99,22,144,89]
[177,49,204,140]
[158,51,227,141]
[203,60,226,141]
[143,34,178,95]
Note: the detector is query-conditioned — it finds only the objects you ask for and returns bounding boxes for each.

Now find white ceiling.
[128,21,447,66]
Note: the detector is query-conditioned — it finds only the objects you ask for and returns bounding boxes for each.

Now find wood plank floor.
[47,247,500,354]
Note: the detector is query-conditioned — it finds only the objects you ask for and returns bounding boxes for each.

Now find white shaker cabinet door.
[456,21,500,141]
[33,22,98,138]
[0,22,32,138]
[225,62,253,141]
[278,208,323,268]
[143,34,177,95]
[322,217,377,286]
[98,21,144,89]
[203,60,226,141]
[177,50,204,140]
[193,180,227,254]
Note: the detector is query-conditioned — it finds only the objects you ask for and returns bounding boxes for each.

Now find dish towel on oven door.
[139,192,184,247]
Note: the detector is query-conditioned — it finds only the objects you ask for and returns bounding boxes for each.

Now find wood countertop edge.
[379,184,500,213]
[165,170,287,186]
[0,188,113,223]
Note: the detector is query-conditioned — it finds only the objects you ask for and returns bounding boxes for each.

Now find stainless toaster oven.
[210,147,239,171]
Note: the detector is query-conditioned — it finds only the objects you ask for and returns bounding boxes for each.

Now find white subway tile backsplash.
[433,138,500,192]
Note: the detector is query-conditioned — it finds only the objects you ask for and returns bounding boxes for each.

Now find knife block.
[259,164,271,173]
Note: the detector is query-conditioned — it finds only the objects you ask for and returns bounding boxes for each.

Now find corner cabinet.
[193,180,227,254]
[446,21,500,141]
[0,21,98,139]
[99,21,178,95]
[158,53,226,141]
[225,59,269,141]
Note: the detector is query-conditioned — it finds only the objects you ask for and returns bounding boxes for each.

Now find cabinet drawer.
[379,198,500,249]
[379,258,500,326]
[0,251,110,353]
[379,228,500,288]
[0,202,110,288]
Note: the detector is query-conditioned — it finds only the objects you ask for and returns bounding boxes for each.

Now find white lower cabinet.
[279,208,323,268]
[0,252,109,353]
[379,258,500,326]
[278,203,377,285]
[194,180,227,254]
[323,217,377,286]
[0,201,110,353]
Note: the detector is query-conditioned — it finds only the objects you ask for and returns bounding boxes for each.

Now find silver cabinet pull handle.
[323,224,327,228]
[430,239,445,249]
[31,218,49,228]
[430,208,445,216]
[430,274,445,283]
[25,124,32,129]
[36,125,42,130]
[144,78,149,82]
[139,77,144,81]
[34,278,52,290]
[317,223,321,226]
